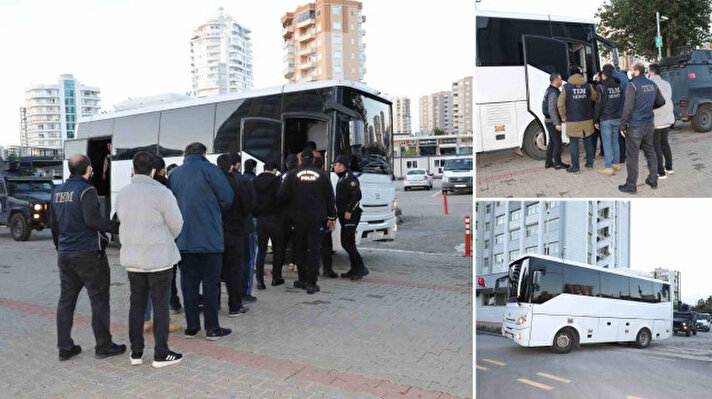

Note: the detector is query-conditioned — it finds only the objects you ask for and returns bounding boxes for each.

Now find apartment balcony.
[298,60,317,70]
[283,65,295,78]
[297,29,316,42]
[281,26,294,38]
[282,39,293,49]
[298,45,316,57]
[296,18,315,29]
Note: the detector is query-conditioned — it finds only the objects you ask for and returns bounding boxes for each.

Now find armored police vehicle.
[0,174,54,241]
[660,49,712,132]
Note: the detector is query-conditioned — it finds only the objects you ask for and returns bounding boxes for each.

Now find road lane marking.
[359,247,461,257]
[482,358,507,366]
[626,396,645,399]
[431,191,440,198]
[650,356,676,362]
[536,372,571,383]
[517,378,553,391]
[476,365,489,371]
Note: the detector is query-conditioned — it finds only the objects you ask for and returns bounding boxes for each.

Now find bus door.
[87,137,112,220]
[240,117,283,174]
[282,114,330,164]
[522,35,570,135]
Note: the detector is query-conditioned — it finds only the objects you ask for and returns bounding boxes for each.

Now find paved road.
[0,186,473,399]
[476,332,712,399]
[476,123,712,197]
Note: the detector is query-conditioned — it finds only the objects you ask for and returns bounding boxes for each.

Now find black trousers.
[57,252,112,352]
[128,268,172,358]
[625,125,658,188]
[170,264,181,310]
[223,232,245,312]
[256,215,285,282]
[179,253,222,332]
[340,212,364,271]
[321,231,333,273]
[619,133,627,162]
[653,127,673,174]
[544,122,563,166]
[294,222,324,285]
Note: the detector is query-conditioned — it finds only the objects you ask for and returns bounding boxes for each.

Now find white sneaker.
[130,352,143,366]
[152,351,183,368]
[666,169,674,175]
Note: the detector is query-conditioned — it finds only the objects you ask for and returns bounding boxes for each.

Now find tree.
[696,296,712,313]
[597,0,712,61]
[433,128,446,136]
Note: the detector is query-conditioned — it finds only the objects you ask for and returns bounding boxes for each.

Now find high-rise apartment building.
[654,268,682,307]
[452,76,472,134]
[24,74,100,148]
[393,97,411,135]
[19,107,28,147]
[419,91,452,133]
[191,7,254,97]
[282,0,366,83]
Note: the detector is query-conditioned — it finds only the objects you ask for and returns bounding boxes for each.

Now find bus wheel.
[522,122,547,160]
[634,328,651,349]
[9,213,31,242]
[551,328,576,354]
[692,104,712,132]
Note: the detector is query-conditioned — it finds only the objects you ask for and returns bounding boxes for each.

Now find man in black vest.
[593,64,623,177]
[333,155,368,280]
[51,154,125,361]
[618,62,666,194]
[542,72,569,169]
[557,70,597,173]
[278,148,337,294]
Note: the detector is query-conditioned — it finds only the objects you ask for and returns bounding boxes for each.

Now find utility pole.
[656,11,662,61]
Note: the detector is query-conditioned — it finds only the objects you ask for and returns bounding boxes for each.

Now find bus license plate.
[455,184,466,188]
[370,231,385,240]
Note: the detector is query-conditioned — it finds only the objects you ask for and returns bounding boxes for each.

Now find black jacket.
[335,170,362,219]
[222,171,256,239]
[278,160,336,227]
[253,172,282,217]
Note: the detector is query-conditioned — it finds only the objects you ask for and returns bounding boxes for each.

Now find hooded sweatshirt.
[557,73,597,138]
[253,171,282,217]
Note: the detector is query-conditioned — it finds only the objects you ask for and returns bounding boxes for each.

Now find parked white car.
[403,168,433,191]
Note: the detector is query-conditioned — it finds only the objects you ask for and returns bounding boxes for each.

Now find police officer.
[618,62,666,194]
[51,154,125,361]
[278,148,337,294]
[332,155,368,280]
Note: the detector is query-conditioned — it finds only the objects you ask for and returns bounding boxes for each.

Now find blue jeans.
[600,119,621,168]
[568,135,594,170]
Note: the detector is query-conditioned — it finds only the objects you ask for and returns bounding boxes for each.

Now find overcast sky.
[630,200,711,306]
[0,0,475,146]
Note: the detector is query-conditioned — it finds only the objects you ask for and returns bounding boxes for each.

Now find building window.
[316,9,321,17]
[494,253,504,264]
[486,204,491,214]
[545,201,558,211]
[509,249,520,261]
[510,229,520,241]
[526,203,538,216]
[351,38,355,45]
[545,218,559,233]
[316,23,322,32]
[484,240,490,249]
[495,215,504,226]
[495,234,504,245]
[334,50,342,59]
[335,65,342,73]
[317,52,322,61]
[350,24,354,30]
[484,293,506,306]
[333,22,341,30]
[483,258,490,268]
[351,52,355,59]
[318,67,322,75]
[526,224,537,238]
[485,222,490,232]
[525,246,537,254]
[317,38,322,46]
[332,5,341,15]
[510,209,521,221]
[544,241,559,256]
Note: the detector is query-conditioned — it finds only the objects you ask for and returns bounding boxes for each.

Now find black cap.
[300,148,314,160]
[333,155,349,165]
[602,64,615,78]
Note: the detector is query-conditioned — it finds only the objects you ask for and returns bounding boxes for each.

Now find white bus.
[63,80,398,250]
[495,255,672,353]
[475,11,619,159]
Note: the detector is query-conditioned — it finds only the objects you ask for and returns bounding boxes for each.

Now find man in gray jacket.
[649,63,675,179]
[115,151,184,368]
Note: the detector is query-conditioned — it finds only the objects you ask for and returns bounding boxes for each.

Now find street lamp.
[656,12,669,60]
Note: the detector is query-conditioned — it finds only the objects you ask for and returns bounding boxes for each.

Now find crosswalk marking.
[476,365,489,371]
[482,358,507,366]
[536,372,571,383]
[650,356,676,362]
[517,378,553,391]
[626,396,645,399]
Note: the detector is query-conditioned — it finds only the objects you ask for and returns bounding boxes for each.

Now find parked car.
[0,174,54,241]
[673,310,698,337]
[660,49,712,132]
[403,168,433,191]
[697,312,711,332]
[441,158,473,194]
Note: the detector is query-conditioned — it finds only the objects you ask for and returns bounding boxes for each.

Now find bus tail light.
[689,73,696,79]
[680,99,687,106]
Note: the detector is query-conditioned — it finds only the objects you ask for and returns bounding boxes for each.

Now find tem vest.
[601,82,622,121]
[52,177,101,253]
[564,83,593,122]
[628,76,658,127]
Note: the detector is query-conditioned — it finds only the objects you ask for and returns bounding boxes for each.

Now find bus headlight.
[516,316,527,325]
[515,333,521,341]
[33,204,42,211]
[392,199,397,210]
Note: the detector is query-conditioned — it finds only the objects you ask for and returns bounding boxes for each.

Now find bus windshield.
[444,158,473,172]
[339,88,392,175]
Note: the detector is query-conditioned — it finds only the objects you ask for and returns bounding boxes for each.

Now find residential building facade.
[451,76,472,134]
[419,91,452,133]
[654,268,682,308]
[24,74,100,149]
[282,0,366,83]
[191,7,254,97]
[19,107,28,147]
[393,96,411,135]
